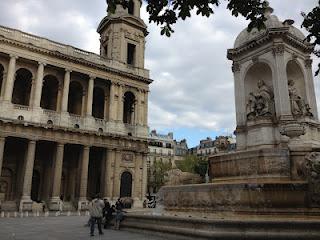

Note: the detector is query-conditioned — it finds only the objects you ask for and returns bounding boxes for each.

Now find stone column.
[49,143,64,211]
[0,137,5,177]
[108,82,117,121]
[272,44,292,120]
[33,62,46,108]
[20,140,37,211]
[141,153,148,200]
[104,149,115,200]
[78,146,90,210]
[3,55,18,102]
[0,70,7,100]
[113,150,121,198]
[143,91,149,126]
[118,84,124,122]
[305,59,319,120]
[86,76,95,116]
[61,69,71,112]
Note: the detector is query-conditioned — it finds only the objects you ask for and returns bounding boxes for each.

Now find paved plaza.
[0,216,164,240]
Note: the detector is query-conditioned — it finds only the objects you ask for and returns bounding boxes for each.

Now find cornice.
[227,28,313,60]
[0,33,153,85]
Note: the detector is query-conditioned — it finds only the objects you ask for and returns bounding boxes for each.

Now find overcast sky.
[0,0,319,147]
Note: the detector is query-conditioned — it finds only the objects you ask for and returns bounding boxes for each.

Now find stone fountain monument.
[161,6,320,213]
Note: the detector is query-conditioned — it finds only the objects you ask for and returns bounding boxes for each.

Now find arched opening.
[120,171,132,198]
[123,91,135,124]
[40,75,59,111]
[68,81,83,115]
[12,68,33,106]
[244,62,274,119]
[128,0,134,15]
[92,87,105,119]
[0,168,13,201]
[0,64,4,97]
[286,60,307,117]
[31,170,41,202]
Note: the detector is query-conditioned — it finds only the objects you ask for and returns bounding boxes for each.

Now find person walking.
[89,194,105,237]
[114,199,125,230]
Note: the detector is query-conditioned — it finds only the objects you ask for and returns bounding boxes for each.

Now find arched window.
[123,91,135,124]
[12,68,33,106]
[68,81,83,115]
[120,171,133,198]
[0,64,4,97]
[41,75,59,111]
[92,87,105,119]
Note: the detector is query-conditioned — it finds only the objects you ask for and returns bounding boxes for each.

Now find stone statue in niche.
[288,79,306,117]
[246,80,274,120]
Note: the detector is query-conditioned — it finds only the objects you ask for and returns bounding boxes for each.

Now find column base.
[19,197,33,212]
[133,198,143,208]
[78,199,89,211]
[48,197,62,211]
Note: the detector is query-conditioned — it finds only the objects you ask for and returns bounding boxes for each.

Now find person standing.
[89,194,105,237]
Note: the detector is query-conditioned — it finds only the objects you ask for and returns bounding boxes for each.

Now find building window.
[128,0,134,15]
[127,43,136,65]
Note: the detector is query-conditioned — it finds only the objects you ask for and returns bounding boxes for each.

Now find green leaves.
[302,0,320,76]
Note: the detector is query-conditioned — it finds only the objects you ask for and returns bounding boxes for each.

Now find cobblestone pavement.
[0,216,164,240]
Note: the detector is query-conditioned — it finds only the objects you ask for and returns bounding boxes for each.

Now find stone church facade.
[0,0,151,211]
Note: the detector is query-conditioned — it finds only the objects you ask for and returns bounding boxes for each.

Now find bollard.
[1,212,4,218]
[20,212,23,218]
[85,211,90,216]
[14,212,17,218]
[25,212,29,217]
[67,211,71,217]
[36,211,40,217]
[6,212,10,218]
[78,211,81,216]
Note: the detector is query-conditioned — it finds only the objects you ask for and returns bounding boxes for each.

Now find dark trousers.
[90,217,103,235]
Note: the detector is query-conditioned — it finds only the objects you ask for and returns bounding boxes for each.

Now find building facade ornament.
[272,44,285,56]
[231,62,240,73]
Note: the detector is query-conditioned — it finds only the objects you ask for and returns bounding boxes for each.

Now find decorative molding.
[305,59,313,69]
[232,62,240,73]
[272,44,285,56]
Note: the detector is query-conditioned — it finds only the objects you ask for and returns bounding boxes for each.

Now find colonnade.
[0,135,148,211]
[0,54,148,125]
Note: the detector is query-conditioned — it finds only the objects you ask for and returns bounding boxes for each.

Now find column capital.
[88,74,96,80]
[83,145,90,151]
[305,59,313,69]
[28,140,37,145]
[232,62,241,73]
[272,44,285,56]
[56,142,65,147]
[9,54,19,60]
[38,62,47,67]
[65,68,72,73]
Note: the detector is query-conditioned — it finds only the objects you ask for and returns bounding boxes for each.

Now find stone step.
[121,214,320,240]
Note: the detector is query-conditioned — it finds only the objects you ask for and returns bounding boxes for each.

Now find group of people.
[88,194,125,237]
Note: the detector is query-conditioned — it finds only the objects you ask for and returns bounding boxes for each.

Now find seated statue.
[246,80,274,120]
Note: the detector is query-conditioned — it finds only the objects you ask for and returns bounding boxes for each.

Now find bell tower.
[97,0,148,68]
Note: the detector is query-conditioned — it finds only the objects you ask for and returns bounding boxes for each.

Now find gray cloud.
[0,0,319,137]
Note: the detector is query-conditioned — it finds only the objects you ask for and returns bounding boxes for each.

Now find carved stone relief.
[306,152,320,206]
[246,80,274,120]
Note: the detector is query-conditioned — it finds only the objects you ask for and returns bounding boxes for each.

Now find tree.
[107,0,320,75]
[147,160,172,193]
[176,155,208,180]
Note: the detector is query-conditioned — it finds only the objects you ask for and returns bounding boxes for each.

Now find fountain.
[161,5,320,214]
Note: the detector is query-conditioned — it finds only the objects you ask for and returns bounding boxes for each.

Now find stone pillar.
[20,140,37,211]
[104,149,115,200]
[108,82,117,121]
[143,91,149,126]
[305,59,319,120]
[78,146,90,210]
[49,143,64,211]
[33,62,46,108]
[0,70,7,100]
[118,84,124,122]
[0,137,5,177]
[113,150,121,199]
[272,44,292,120]
[133,152,143,207]
[141,153,148,200]
[3,55,18,102]
[61,69,71,112]
[86,76,95,116]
